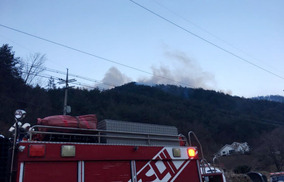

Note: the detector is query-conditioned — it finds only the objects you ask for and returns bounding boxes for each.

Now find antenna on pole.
[58,68,76,115]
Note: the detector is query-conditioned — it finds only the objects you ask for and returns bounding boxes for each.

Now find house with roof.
[216,142,250,156]
[231,142,250,154]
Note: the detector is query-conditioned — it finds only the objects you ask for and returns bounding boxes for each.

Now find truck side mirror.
[15,110,26,121]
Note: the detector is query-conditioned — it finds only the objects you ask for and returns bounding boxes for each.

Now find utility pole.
[58,69,76,115]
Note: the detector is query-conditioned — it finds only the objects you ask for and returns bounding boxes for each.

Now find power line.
[71,82,98,89]
[22,65,119,88]
[19,72,284,126]
[54,69,284,126]
[153,0,284,78]
[24,64,124,89]
[22,70,99,89]
[44,68,117,88]
[45,68,100,84]
[21,72,51,80]
[0,24,193,88]
[152,0,269,65]
[129,0,284,81]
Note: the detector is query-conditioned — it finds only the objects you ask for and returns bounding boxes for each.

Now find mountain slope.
[253,95,284,103]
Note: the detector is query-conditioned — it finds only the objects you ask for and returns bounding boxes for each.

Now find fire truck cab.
[270,172,284,182]
[1,110,203,182]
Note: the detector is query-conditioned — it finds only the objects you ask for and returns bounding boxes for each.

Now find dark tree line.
[1,44,284,171]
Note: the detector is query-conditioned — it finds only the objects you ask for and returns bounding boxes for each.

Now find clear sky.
[1,0,284,97]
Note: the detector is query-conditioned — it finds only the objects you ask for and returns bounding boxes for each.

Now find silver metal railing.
[188,131,220,175]
[28,125,187,146]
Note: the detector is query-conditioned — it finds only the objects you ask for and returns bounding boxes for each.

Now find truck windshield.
[271,176,284,182]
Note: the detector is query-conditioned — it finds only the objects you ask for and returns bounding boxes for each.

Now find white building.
[217,142,250,156]
[218,144,235,156]
[231,142,250,154]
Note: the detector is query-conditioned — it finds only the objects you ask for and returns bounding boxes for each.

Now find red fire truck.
[0,110,204,182]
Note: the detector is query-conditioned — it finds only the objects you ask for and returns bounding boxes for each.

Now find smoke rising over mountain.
[98,51,216,90]
[97,67,131,89]
[139,51,216,89]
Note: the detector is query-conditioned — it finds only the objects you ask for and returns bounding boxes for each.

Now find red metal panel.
[135,147,201,182]
[136,160,200,182]
[23,162,77,182]
[17,142,163,162]
[84,161,131,182]
[173,161,201,182]
[16,142,201,181]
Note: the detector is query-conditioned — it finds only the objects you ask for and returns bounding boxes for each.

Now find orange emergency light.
[187,148,197,158]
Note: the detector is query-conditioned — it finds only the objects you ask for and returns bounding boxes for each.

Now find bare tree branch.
[22,53,46,85]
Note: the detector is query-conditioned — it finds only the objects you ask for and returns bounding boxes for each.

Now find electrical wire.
[26,69,284,127]
[21,61,118,88]
[71,82,98,89]
[24,69,117,90]
[129,0,284,81]
[18,72,284,126]
[44,68,117,88]
[152,0,274,68]
[0,24,193,88]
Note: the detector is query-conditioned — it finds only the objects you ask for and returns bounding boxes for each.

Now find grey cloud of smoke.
[97,51,223,91]
[97,67,131,89]
[139,50,216,89]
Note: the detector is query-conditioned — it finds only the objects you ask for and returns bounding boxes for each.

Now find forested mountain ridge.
[1,44,284,171]
[253,95,284,103]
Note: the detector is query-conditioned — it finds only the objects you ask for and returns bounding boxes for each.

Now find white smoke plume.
[139,50,216,89]
[96,51,217,90]
[97,67,132,90]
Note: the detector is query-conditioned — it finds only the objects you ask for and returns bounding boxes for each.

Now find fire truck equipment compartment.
[98,119,179,146]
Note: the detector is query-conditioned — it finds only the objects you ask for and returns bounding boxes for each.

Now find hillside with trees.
[1,44,284,172]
